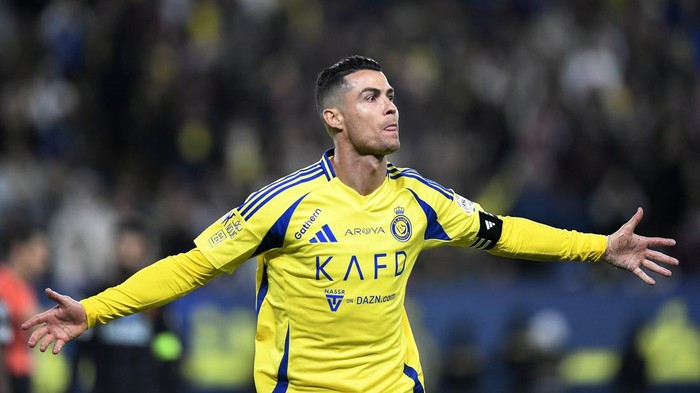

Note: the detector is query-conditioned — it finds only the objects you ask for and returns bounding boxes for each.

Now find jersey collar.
[321,149,337,180]
[321,148,396,181]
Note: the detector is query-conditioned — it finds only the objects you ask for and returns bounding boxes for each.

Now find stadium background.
[1,0,699,392]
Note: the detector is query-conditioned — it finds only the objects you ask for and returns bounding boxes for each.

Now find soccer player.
[22,56,678,392]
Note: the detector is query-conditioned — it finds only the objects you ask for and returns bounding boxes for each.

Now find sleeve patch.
[205,209,245,248]
[469,211,503,250]
[454,194,475,214]
[208,230,228,247]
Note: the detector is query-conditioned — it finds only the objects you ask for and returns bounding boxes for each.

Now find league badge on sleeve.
[455,194,475,214]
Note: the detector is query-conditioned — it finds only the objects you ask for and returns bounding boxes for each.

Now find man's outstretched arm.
[22,248,220,354]
[489,207,678,285]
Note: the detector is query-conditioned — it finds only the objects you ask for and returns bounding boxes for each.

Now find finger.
[27,324,49,347]
[624,207,644,232]
[646,249,679,266]
[44,288,71,307]
[633,266,655,286]
[53,339,65,354]
[22,312,49,330]
[642,259,672,277]
[645,237,677,248]
[38,334,55,352]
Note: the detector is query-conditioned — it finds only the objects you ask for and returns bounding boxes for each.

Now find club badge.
[390,206,412,242]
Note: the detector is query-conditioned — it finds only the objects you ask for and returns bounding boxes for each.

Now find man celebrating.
[23,56,678,392]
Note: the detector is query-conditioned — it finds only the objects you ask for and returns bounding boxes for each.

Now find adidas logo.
[469,211,503,251]
[309,224,338,243]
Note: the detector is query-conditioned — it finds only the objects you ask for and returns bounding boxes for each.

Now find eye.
[365,95,376,102]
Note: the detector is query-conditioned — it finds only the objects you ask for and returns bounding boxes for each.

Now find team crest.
[390,206,412,242]
[324,289,345,312]
[325,294,344,312]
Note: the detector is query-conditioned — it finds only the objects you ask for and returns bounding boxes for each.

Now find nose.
[384,98,397,115]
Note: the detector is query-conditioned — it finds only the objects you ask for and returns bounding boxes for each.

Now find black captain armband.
[469,211,503,250]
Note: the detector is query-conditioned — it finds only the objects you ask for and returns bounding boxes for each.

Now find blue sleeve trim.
[390,168,453,200]
[407,189,451,241]
[321,149,336,180]
[272,327,291,393]
[403,364,425,393]
[256,264,269,317]
[239,164,322,220]
[252,194,307,256]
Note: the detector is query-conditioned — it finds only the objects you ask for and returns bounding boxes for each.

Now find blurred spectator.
[68,215,183,393]
[440,318,481,393]
[49,168,118,298]
[636,298,700,390]
[0,298,12,393]
[0,216,50,393]
[168,261,256,393]
[501,308,570,393]
[1,0,695,283]
[617,317,649,393]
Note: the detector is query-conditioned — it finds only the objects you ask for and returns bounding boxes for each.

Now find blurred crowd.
[1,0,700,392]
[2,0,700,284]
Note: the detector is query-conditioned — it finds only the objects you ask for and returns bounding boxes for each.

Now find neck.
[331,145,387,196]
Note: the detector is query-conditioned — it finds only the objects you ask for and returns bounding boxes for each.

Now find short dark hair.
[315,55,381,116]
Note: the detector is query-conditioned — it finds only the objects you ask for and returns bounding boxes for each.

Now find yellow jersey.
[82,149,607,392]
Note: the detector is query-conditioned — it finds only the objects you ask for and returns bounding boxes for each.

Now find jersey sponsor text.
[294,208,322,239]
[315,251,407,281]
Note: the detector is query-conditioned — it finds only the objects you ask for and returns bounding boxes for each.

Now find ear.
[322,108,344,131]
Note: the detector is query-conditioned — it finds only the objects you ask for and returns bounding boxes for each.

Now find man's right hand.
[21,288,88,354]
